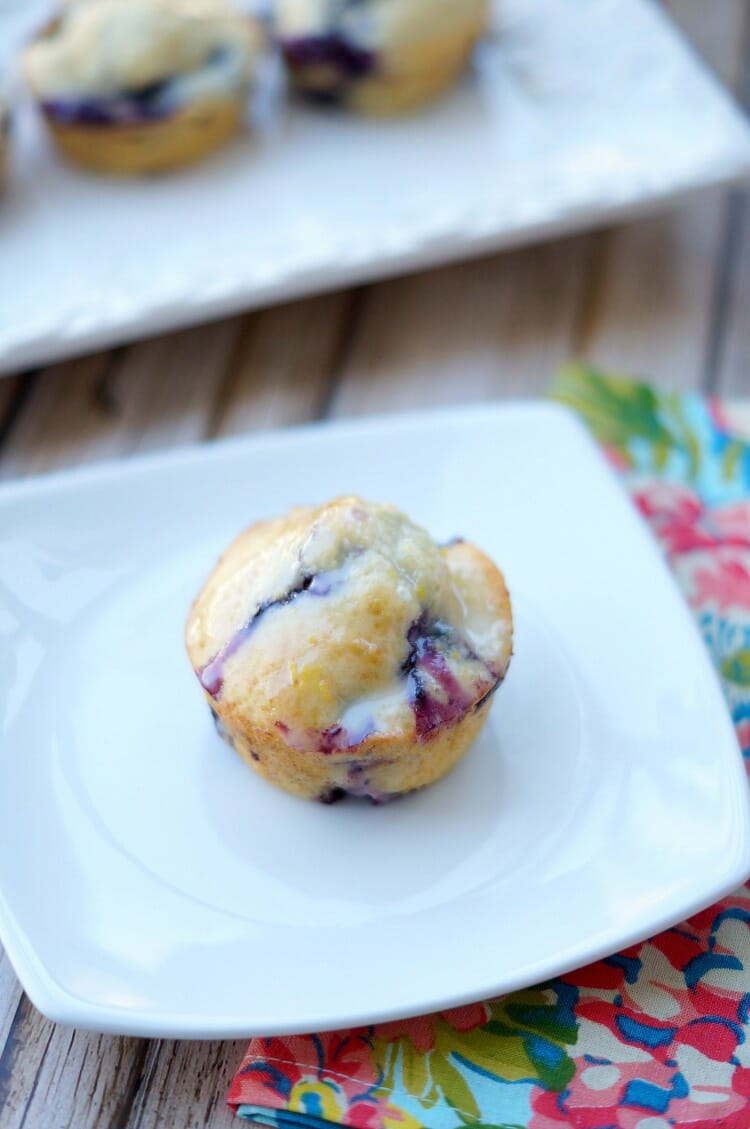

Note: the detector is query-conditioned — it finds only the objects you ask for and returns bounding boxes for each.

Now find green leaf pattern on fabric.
[374,986,577,1124]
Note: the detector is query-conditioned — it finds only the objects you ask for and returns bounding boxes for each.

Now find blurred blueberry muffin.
[276,0,489,112]
[23,0,263,175]
[186,496,513,802]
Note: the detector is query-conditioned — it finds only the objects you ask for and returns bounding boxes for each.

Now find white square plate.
[1,0,750,374]
[1,402,749,1038]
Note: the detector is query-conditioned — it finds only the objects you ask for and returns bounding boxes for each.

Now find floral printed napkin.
[228,367,750,1129]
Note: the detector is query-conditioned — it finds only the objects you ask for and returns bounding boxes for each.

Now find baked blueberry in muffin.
[275,0,489,112]
[186,496,513,802]
[23,0,263,175]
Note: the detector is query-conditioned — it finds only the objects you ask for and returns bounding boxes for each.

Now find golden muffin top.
[186,496,512,752]
[24,0,260,100]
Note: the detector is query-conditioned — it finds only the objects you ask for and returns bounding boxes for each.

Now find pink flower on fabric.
[633,484,711,555]
[376,1001,489,1053]
[712,502,750,542]
[633,484,750,559]
[529,893,750,1129]
[692,555,750,612]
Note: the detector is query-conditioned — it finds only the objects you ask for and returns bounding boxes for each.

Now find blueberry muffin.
[186,496,513,802]
[275,0,489,112]
[23,0,263,175]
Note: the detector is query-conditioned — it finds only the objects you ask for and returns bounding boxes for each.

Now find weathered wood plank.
[704,4,750,396]
[0,320,241,481]
[0,951,20,1043]
[0,998,148,1129]
[125,1039,243,1129]
[0,953,24,1100]
[572,199,729,390]
[714,187,750,397]
[329,235,591,417]
[209,291,355,436]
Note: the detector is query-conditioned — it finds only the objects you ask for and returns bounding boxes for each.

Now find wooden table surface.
[1,3,749,1126]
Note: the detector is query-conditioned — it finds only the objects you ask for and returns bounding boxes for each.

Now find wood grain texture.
[0,999,147,1129]
[329,236,591,417]
[706,5,750,396]
[714,189,750,396]
[0,320,240,481]
[0,948,22,1043]
[124,1039,244,1129]
[571,199,728,390]
[209,291,355,437]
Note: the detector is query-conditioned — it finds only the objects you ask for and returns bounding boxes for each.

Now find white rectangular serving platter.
[0,401,748,1038]
[1,0,750,376]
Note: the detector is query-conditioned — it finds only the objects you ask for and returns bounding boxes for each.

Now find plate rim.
[2,845,749,1039]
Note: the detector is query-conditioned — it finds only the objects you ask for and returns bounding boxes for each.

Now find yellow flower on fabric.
[289,1076,347,1121]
